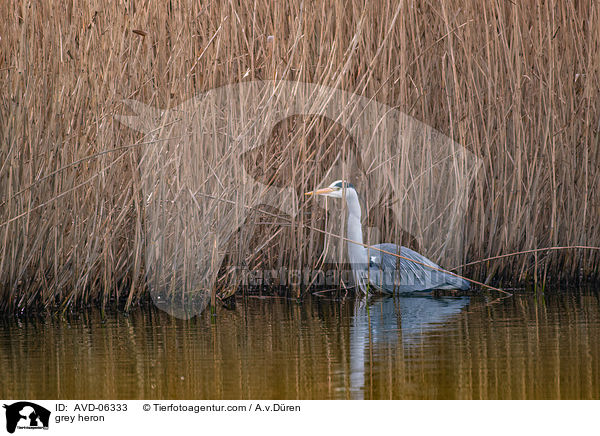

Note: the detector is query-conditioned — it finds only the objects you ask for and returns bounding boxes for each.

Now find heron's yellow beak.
[304,187,335,197]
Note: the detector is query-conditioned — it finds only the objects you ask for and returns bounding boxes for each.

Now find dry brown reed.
[0,0,599,312]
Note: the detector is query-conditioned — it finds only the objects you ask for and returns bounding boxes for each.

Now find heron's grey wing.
[370,244,470,293]
[369,243,436,293]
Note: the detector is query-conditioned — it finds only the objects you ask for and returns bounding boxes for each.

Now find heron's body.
[306,181,470,295]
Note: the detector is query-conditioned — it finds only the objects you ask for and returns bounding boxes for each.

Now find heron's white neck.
[344,190,368,270]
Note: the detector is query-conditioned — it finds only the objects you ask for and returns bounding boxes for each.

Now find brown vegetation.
[0,0,599,312]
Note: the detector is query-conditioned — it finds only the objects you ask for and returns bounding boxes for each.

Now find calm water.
[1,290,599,399]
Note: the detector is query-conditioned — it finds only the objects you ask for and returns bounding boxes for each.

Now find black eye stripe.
[333,181,354,189]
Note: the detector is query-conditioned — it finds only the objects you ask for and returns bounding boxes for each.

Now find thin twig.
[188,191,511,298]
[451,246,600,270]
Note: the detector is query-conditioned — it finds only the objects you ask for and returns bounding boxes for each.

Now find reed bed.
[0,0,599,312]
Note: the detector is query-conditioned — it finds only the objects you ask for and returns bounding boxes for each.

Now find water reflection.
[350,296,469,398]
[1,291,599,399]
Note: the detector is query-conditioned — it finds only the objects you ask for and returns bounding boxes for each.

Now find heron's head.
[304,180,355,199]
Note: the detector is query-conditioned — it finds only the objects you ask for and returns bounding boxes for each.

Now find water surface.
[1,290,599,399]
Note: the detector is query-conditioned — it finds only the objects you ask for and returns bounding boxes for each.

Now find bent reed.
[0,0,599,312]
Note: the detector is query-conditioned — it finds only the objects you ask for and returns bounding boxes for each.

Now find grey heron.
[305,180,470,295]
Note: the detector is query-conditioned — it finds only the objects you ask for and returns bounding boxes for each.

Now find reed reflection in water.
[0,291,599,399]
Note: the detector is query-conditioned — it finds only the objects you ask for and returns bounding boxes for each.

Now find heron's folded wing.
[371,243,443,291]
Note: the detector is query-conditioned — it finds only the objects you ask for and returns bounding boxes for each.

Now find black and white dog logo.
[3,402,50,434]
